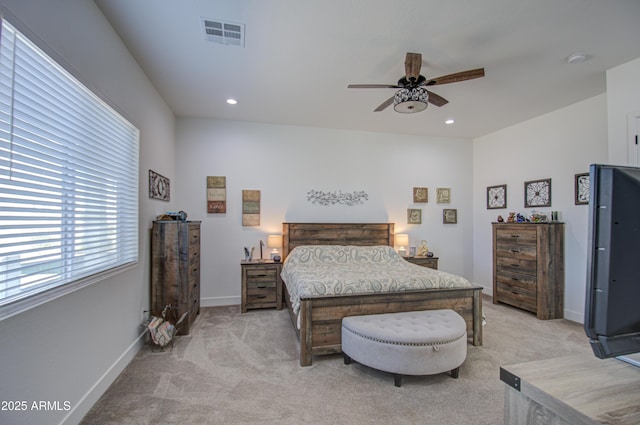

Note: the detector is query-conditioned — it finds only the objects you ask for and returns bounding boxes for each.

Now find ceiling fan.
[348,52,485,113]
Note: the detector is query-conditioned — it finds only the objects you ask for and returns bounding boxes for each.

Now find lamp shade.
[393,87,428,113]
[267,235,282,249]
[395,234,409,248]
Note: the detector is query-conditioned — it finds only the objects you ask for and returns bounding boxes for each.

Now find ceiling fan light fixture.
[393,87,428,113]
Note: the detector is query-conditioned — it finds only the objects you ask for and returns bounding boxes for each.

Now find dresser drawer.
[496,282,537,313]
[188,224,200,245]
[496,256,536,274]
[495,227,537,245]
[495,242,537,261]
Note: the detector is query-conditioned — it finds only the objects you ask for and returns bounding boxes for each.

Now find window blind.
[0,18,139,316]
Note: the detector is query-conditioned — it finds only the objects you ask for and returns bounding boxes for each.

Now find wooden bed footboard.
[283,283,483,367]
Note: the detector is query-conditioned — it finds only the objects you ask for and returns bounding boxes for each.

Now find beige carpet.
[81,297,590,425]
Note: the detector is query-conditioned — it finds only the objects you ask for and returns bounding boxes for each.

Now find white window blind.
[0,18,139,318]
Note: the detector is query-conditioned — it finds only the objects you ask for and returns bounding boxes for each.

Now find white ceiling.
[94,0,640,139]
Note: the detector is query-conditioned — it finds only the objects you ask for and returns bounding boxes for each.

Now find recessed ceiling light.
[226,98,238,105]
[445,119,455,125]
[567,52,588,64]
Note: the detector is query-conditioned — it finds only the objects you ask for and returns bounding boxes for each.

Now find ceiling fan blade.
[425,68,485,86]
[404,52,422,81]
[426,90,448,107]
[374,96,395,112]
[348,84,400,89]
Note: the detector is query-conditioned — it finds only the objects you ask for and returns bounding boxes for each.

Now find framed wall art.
[149,169,170,201]
[407,208,422,224]
[207,176,226,213]
[487,184,507,209]
[242,190,260,226]
[443,209,457,224]
[524,178,551,208]
[413,187,428,203]
[575,173,589,205]
[436,188,451,204]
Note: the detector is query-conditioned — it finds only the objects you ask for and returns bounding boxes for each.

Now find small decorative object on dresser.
[492,222,564,319]
[151,220,201,334]
[241,260,283,313]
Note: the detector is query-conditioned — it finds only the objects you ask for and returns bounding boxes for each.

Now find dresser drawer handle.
[511,235,520,238]
[255,295,266,299]
[512,278,519,281]
[511,264,519,267]
[511,249,520,253]
[257,285,267,289]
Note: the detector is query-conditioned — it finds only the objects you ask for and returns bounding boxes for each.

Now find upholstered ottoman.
[342,309,467,387]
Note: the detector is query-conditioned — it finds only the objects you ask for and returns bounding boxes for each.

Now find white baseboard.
[60,331,146,425]
[201,295,240,307]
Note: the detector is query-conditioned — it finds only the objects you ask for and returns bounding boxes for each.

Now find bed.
[281,223,483,366]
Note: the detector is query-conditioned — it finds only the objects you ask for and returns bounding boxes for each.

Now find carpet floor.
[80,296,590,425]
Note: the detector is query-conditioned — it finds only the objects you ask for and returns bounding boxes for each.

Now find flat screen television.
[584,163,640,360]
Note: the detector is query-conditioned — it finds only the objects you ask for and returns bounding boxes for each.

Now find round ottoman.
[341,309,467,387]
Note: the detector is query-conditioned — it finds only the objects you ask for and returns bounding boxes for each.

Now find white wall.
[175,119,474,306]
[472,94,608,322]
[0,2,176,425]
[607,57,640,165]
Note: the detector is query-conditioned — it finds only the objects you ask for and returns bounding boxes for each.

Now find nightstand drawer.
[404,256,438,270]
[245,267,277,282]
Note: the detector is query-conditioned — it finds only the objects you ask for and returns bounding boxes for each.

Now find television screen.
[584,164,640,359]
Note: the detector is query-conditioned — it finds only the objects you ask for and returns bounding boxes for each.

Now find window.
[0,18,139,319]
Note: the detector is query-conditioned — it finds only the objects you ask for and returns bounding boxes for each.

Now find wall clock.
[487,184,506,209]
[524,178,551,208]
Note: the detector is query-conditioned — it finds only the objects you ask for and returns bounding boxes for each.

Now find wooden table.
[500,352,640,425]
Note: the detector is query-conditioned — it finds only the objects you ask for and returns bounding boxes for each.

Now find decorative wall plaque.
[575,173,589,205]
[487,184,507,209]
[443,208,458,224]
[242,190,260,226]
[149,170,170,201]
[413,187,428,203]
[306,190,368,206]
[524,178,551,208]
[207,176,226,213]
[407,208,422,224]
[436,188,451,204]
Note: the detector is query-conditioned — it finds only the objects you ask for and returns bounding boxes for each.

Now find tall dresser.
[492,222,564,319]
[151,220,201,334]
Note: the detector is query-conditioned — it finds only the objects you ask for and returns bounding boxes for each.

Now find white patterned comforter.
[281,245,472,324]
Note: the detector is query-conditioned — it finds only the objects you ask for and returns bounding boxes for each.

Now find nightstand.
[404,256,439,270]
[241,260,283,313]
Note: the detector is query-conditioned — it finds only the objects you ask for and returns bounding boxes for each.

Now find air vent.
[201,18,245,47]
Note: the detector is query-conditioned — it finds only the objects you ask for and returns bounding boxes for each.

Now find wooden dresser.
[151,220,201,334]
[492,222,564,319]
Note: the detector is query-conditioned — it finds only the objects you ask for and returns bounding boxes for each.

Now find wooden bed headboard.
[282,223,395,260]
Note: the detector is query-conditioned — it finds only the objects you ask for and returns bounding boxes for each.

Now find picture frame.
[407,208,422,224]
[486,184,507,209]
[436,188,451,204]
[524,178,551,208]
[575,173,589,205]
[413,187,428,203]
[149,169,170,201]
[443,209,457,224]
